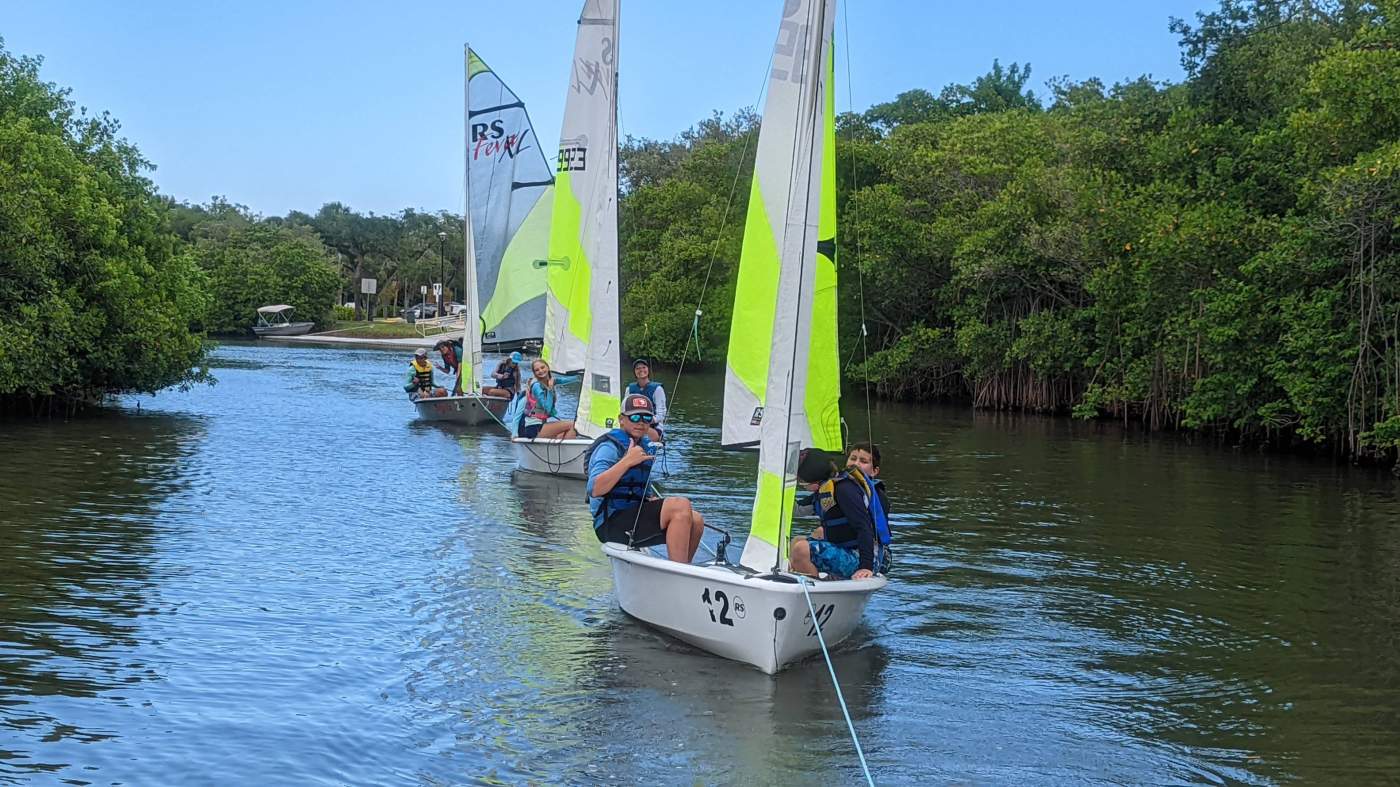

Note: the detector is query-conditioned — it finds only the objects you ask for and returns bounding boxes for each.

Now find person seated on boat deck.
[626,359,667,441]
[482,351,523,399]
[586,393,704,563]
[789,443,892,581]
[403,348,440,399]
[518,359,577,439]
[432,338,466,395]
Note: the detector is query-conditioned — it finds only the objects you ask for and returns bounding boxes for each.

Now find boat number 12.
[701,588,736,626]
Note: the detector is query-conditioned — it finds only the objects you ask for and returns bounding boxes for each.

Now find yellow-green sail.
[733,0,840,573]
[539,0,620,438]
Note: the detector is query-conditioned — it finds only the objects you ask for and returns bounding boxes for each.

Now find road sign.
[432,283,443,297]
[420,285,428,295]
[360,278,377,295]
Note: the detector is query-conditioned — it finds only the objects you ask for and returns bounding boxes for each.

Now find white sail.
[466,48,554,349]
[544,0,621,438]
[738,0,837,573]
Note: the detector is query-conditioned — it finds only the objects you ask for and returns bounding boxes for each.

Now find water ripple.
[1,344,1398,784]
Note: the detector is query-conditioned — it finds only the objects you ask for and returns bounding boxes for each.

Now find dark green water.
[2,342,1398,785]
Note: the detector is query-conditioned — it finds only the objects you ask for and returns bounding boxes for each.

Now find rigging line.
[841,0,873,446]
[664,45,776,415]
[626,45,777,558]
[799,577,875,786]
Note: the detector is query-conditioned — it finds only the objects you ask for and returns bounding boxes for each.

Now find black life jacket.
[585,429,655,528]
[815,471,891,549]
[496,361,519,391]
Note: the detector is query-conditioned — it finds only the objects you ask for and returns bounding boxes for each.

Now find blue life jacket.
[586,429,655,528]
[626,380,660,402]
[815,471,891,550]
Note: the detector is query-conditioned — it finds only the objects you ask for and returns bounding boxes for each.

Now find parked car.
[447,302,468,316]
[400,303,438,321]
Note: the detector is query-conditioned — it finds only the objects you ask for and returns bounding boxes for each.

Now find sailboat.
[602,0,883,674]
[511,0,623,478]
[415,47,554,424]
[468,49,555,353]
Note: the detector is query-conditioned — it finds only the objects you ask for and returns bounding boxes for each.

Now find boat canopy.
[256,305,295,314]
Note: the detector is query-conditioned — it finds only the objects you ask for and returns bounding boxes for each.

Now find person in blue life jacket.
[483,350,523,399]
[626,359,667,441]
[432,338,466,395]
[519,359,577,439]
[586,393,705,563]
[788,442,892,580]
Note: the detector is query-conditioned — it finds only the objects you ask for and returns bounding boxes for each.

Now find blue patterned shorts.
[808,539,891,579]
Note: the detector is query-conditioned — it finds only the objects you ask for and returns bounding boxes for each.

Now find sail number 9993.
[701,588,745,626]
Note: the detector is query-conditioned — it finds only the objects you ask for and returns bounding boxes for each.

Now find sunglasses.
[626,413,654,423]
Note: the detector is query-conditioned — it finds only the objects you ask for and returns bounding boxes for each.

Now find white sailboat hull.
[602,543,884,674]
[511,436,592,478]
[412,393,510,425]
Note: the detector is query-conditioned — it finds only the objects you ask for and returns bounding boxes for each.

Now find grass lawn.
[323,320,459,339]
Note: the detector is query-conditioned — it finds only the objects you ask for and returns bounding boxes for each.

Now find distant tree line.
[166,198,466,332]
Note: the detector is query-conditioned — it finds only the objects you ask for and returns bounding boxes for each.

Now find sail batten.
[467,48,553,349]
[544,0,620,438]
[735,0,839,573]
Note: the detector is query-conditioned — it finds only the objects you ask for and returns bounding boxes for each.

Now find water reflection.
[577,620,890,783]
[0,411,204,779]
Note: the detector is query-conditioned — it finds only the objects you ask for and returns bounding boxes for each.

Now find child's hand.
[852,569,873,580]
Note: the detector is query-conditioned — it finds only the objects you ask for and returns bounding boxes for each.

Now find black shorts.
[597,498,666,547]
[519,421,543,439]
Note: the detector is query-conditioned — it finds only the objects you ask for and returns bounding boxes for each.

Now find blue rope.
[799,577,875,786]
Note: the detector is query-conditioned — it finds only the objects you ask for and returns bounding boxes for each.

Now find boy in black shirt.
[789,443,891,580]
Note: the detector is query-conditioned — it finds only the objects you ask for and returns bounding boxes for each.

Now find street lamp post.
[437,231,447,317]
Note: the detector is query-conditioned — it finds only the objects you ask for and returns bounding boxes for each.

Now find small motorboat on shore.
[252,305,315,337]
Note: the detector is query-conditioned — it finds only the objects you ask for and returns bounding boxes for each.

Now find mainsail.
[467,48,554,349]
[735,0,839,573]
[542,0,620,437]
[722,2,842,454]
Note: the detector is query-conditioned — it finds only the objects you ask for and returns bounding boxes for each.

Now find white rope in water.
[799,576,875,786]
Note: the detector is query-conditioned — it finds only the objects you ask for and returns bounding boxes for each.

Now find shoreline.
[259,333,435,350]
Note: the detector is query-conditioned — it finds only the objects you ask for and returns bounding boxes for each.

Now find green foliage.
[618,110,759,362]
[0,39,208,409]
[615,0,1399,465]
[333,305,355,321]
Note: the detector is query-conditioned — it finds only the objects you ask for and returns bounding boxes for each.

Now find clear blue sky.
[3,0,1212,218]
